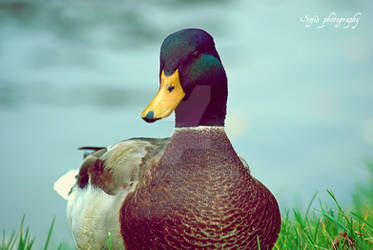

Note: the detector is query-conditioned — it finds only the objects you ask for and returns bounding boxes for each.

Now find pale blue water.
[1,0,372,247]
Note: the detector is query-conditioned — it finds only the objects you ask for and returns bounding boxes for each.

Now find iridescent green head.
[142,28,227,128]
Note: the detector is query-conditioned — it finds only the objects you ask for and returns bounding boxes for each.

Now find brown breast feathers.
[121,128,280,249]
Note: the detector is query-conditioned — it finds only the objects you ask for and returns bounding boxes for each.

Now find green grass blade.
[351,211,373,229]
[320,211,348,232]
[43,216,56,250]
[102,232,112,250]
[9,231,17,249]
[257,235,261,250]
[305,191,318,219]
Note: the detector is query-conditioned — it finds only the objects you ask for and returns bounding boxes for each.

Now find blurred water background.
[0,0,372,246]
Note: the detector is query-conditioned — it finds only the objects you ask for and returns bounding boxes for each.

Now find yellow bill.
[141,69,185,122]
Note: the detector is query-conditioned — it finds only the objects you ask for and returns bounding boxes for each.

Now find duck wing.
[64,137,169,250]
[77,137,169,195]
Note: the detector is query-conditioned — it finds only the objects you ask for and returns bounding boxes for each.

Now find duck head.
[141,28,227,128]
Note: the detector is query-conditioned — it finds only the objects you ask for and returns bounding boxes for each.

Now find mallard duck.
[55,28,281,249]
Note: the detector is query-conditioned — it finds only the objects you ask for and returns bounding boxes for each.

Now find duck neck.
[174,86,226,128]
[174,53,228,128]
[160,126,238,166]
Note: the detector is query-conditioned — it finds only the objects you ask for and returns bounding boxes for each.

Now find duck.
[54,28,281,249]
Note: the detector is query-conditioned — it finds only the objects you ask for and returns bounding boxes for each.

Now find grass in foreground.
[275,161,373,249]
[1,216,72,250]
[2,162,373,249]
[274,190,373,249]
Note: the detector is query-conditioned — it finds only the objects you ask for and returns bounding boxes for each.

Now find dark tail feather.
[78,146,106,159]
[78,146,106,151]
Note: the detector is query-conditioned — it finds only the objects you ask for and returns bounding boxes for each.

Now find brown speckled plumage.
[121,128,280,249]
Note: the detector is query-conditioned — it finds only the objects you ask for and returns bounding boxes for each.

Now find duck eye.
[192,51,199,58]
[167,86,175,92]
